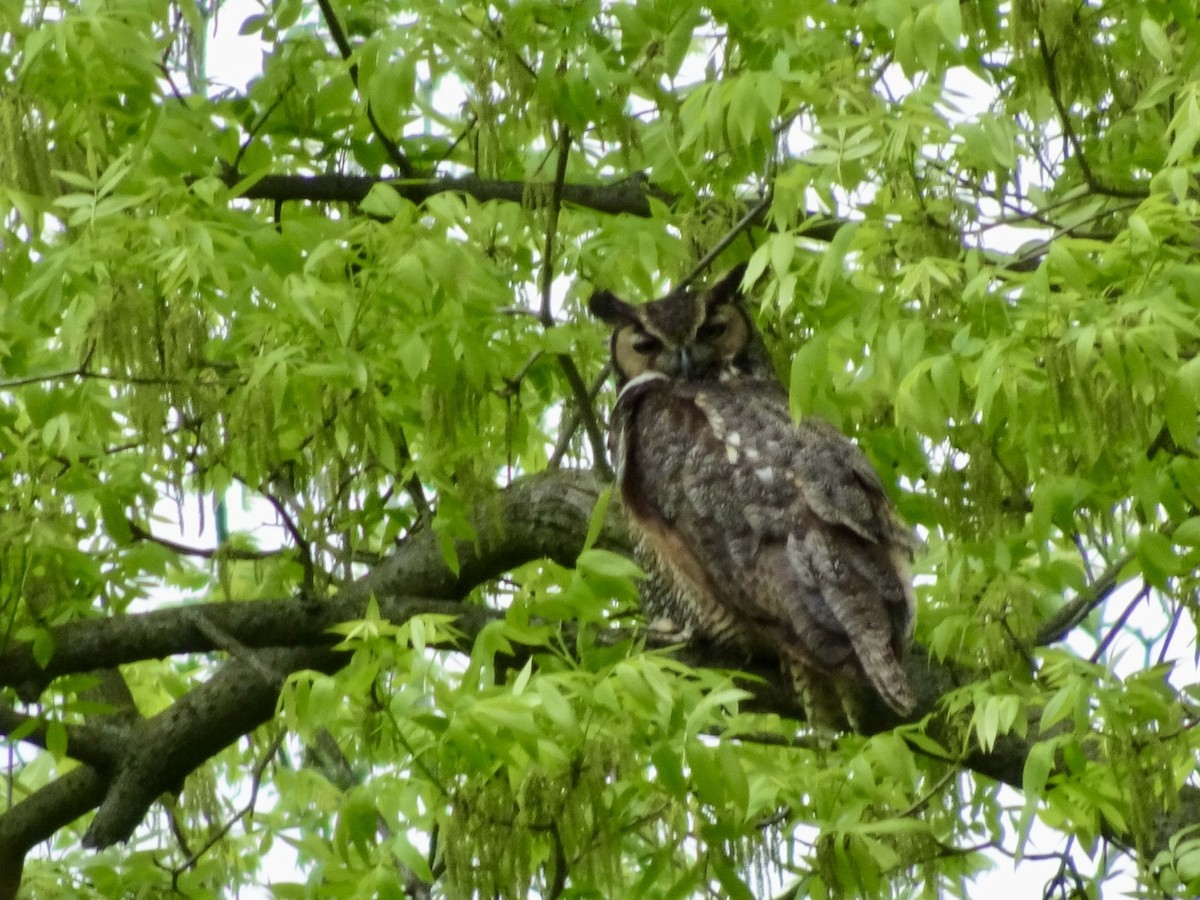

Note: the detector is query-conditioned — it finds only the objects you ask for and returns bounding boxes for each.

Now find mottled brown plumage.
[589,264,919,728]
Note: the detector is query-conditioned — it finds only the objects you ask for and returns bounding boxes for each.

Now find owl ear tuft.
[707,262,749,307]
[588,290,638,326]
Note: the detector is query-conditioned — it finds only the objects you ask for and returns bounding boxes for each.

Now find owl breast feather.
[610,374,917,717]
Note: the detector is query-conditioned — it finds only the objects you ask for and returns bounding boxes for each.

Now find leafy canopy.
[1,0,1200,897]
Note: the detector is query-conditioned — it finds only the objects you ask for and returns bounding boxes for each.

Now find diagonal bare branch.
[315,0,415,177]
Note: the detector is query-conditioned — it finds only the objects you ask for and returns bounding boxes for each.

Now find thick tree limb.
[1,469,615,697]
[80,647,339,849]
[0,768,107,900]
[225,170,676,218]
[346,467,622,601]
[0,469,621,884]
[0,598,475,700]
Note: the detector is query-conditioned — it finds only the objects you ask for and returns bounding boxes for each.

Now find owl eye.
[631,333,663,355]
[696,318,728,341]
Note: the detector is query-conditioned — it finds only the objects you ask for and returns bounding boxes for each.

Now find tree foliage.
[2,0,1200,896]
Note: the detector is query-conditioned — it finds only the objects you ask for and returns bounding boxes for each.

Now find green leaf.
[510,658,533,696]
[913,4,942,73]
[1165,374,1198,448]
[936,0,963,43]
[471,698,541,736]
[1166,96,1200,167]
[1137,530,1179,587]
[972,694,1020,753]
[274,0,302,30]
[1040,682,1077,732]
[535,679,580,740]
[1174,517,1200,547]
[576,547,643,580]
[687,743,724,807]
[582,485,613,553]
[359,183,407,218]
[814,222,858,300]
[651,744,688,797]
[32,629,55,669]
[391,833,435,884]
[239,13,267,35]
[711,858,755,900]
[336,789,379,864]
[715,740,750,816]
[1165,356,1200,447]
[398,332,431,379]
[368,56,417,136]
[1016,740,1055,859]
[1140,17,1174,64]
[46,719,68,760]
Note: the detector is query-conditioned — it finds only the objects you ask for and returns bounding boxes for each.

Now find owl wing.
[623,378,916,715]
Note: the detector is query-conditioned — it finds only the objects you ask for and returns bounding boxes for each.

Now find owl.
[588,263,918,728]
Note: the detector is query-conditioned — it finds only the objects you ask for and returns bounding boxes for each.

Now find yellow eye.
[696,318,728,341]
[631,333,663,354]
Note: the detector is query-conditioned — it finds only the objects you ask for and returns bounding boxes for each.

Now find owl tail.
[854,634,915,717]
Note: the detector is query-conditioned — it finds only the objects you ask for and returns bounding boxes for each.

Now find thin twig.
[1035,552,1135,646]
[1090,584,1149,664]
[1071,533,1096,586]
[502,350,545,397]
[548,365,610,471]
[1156,602,1185,666]
[1035,28,1146,201]
[170,729,286,879]
[396,431,433,523]
[1004,198,1140,273]
[675,191,773,292]
[261,490,317,596]
[315,0,414,177]
[555,355,613,480]
[128,522,280,561]
[539,122,572,327]
[900,767,958,818]
[156,63,189,104]
[0,368,83,388]
[531,119,614,479]
[232,86,294,173]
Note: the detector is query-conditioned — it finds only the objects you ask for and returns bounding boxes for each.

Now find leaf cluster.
[3,0,1200,897]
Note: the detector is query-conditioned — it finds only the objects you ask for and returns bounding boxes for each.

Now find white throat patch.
[616,370,669,404]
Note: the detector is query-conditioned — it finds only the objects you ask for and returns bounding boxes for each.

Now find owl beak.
[678,347,694,378]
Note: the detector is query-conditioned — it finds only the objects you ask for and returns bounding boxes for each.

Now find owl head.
[588,263,771,387]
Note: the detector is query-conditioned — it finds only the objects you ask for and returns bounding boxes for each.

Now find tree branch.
[314,0,414,177]
[0,597,490,700]
[80,646,340,849]
[127,521,280,561]
[223,170,677,218]
[0,469,1191,890]
[676,191,773,292]
[1034,28,1147,201]
[0,768,108,899]
[1034,551,1135,646]
[0,706,125,769]
[221,168,1062,277]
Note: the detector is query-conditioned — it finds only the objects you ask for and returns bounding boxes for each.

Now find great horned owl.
[588,264,918,728]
